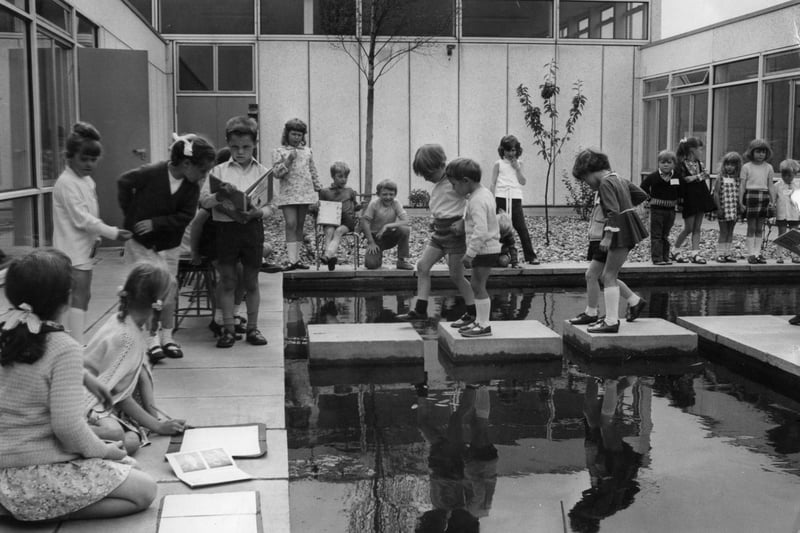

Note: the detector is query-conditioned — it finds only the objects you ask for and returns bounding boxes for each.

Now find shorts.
[124,239,180,279]
[428,217,467,255]
[215,219,264,268]
[471,253,500,267]
[587,240,607,263]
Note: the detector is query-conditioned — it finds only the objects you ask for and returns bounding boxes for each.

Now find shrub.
[408,188,430,208]
[562,169,594,220]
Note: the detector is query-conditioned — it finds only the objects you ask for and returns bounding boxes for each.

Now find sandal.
[147,344,165,364]
[690,255,706,264]
[162,342,183,359]
[715,256,727,263]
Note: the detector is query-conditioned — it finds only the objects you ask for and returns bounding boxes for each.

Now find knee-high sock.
[604,285,620,325]
[66,308,86,344]
[755,237,763,256]
[745,237,754,256]
[287,241,298,263]
[475,297,491,327]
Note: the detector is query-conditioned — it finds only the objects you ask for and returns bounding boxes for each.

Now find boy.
[640,150,679,265]
[496,210,519,268]
[447,158,500,337]
[201,116,271,348]
[397,145,476,327]
[318,161,359,271]
[360,179,413,270]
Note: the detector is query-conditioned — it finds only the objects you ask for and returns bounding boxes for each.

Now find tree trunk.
[365,80,375,199]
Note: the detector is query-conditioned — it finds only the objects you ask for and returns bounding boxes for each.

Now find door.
[78,48,150,234]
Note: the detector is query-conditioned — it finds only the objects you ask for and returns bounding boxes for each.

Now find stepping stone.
[308,323,423,365]
[563,318,697,358]
[438,320,561,361]
[677,315,800,376]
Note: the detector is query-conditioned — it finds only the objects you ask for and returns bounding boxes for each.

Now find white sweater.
[52,167,119,268]
[465,186,501,258]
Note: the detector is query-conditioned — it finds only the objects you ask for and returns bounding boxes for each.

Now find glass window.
[0,9,32,193]
[364,0,453,37]
[642,97,667,172]
[714,57,758,84]
[76,14,97,47]
[128,0,153,24]
[314,0,357,35]
[161,0,254,34]
[560,1,647,39]
[218,45,253,91]
[37,32,74,187]
[765,50,800,75]
[178,45,213,91]
[672,91,708,149]
[643,76,668,95]
[0,196,38,249]
[712,83,757,164]
[764,80,791,163]
[36,0,70,33]
[261,0,305,34]
[670,69,708,89]
[463,0,552,38]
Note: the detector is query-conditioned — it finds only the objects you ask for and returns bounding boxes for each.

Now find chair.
[174,256,216,329]
[313,198,363,271]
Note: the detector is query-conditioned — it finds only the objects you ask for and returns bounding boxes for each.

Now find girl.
[272,118,321,271]
[53,122,132,344]
[85,262,187,455]
[738,138,777,264]
[447,157,501,337]
[711,152,743,263]
[568,149,648,334]
[0,249,155,522]
[673,137,715,264]
[774,159,800,264]
[490,135,538,264]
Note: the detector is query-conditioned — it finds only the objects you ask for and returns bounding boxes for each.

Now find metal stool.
[174,257,216,329]
[315,228,360,270]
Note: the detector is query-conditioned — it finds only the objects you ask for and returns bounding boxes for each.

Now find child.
[397,144,476,328]
[674,137,715,264]
[496,210,519,268]
[0,249,155,522]
[711,152,743,263]
[118,133,216,363]
[84,262,186,455]
[490,135,538,264]
[447,158,501,337]
[774,159,800,264]
[272,118,321,271]
[202,116,271,348]
[739,138,777,264]
[360,179,413,270]
[318,161,359,271]
[568,149,648,333]
[52,122,133,343]
[640,150,679,265]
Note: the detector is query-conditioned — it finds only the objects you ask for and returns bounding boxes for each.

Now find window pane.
[261,0,305,34]
[463,0,552,38]
[765,50,800,75]
[0,10,32,192]
[764,80,791,162]
[128,0,153,23]
[714,57,758,84]
[362,0,453,37]
[670,69,708,88]
[642,97,667,171]
[161,0,253,34]
[643,76,668,95]
[672,92,708,149]
[315,0,357,35]
[37,33,73,187]
[218,45,253,91]
[0,196,38,249]
[77,14,97,47]
[712,83,757,165]
[36,0,70,33]
[42,192,52,247]
[560,2,647,39]
[178,45,213,91]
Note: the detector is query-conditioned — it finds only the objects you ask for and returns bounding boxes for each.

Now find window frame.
[175,41,257,95]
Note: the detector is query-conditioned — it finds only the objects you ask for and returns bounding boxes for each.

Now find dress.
[271,145,321,206]
[597,173,648,249]
[677,160,715,217]
[715,173,741,222]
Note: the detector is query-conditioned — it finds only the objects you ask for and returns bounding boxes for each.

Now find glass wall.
[642,97,667,170]
[672,91,708,150]
[463,0,553,38]
[177,44,254,92]
[161,0,254,34]
[764,79,791,164]
[712,83,757,165]
[37,30,74,187]
[559,1,647,39]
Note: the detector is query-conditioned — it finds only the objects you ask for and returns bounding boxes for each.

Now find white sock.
[585,306,598,316]
[474,386,490,419]
[604,286,620,325]
[287,242,298,263]
[475,298,491,327]
[66,308,86,344]
[755,237,763,255]
[627,294,640,306]
[233,303,242,317]
[214,309,223,323]
[147,333,160,349]
[746,237,754,256]
[160,328,174,345]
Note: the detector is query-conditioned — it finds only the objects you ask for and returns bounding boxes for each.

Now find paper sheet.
[317,200,342,226]
[180,425,262,456]
[165,448,253,488]
[161,491,257,517]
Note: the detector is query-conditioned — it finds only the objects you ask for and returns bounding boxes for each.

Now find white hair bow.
[679,137,687,144]
[0,303,43,334]
[171,133,194,157]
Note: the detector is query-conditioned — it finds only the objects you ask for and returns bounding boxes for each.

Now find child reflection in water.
[569,377,644,533]
[415,384,498,533]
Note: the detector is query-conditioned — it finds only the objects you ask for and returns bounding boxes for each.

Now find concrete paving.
[437,320,562,361]
[563,318,698,358]
[307,322,424,364]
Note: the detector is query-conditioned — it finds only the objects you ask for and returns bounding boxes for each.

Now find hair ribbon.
[0,303,43,334]
[171,133,194,157]
[679,137,687,144]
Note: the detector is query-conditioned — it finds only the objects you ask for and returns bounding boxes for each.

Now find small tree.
[517,60,587,244]
[319,0,453,197]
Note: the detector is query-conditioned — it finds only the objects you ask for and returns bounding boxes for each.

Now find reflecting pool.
[284,285,800,532]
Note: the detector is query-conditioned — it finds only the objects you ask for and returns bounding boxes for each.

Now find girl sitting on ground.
[0,249,155,522]
[84,262,187,456]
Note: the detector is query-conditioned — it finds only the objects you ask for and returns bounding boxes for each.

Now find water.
[283,285,800,532]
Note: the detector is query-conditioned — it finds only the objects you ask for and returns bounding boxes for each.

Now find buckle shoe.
[460,324,492,337]
[451,313,476,328]
[216,329,236,348]
[626,299,647,322]
[246,328,268,346]
[569,312,599,325]
[587,320,620,334]
[397,309,427,321]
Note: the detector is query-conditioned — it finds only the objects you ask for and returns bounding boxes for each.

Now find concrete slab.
[438,354,563,382]
[309,364,425,386]
[565,345,706,378]
[154,367,284,399]
[308,323,423,364]
[563,318,697,358]
[437,320,561,361]
[157,395,285,428]
[677,315,800,377]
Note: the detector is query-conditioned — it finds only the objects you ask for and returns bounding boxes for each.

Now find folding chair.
[174,256,216,329]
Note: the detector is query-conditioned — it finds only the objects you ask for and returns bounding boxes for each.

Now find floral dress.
[271,145,321,207]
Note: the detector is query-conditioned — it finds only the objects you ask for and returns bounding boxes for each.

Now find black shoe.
[569,312,599,325]
[293,261,310,270]
[162,342,183,359]
[789,314,800,325]
[245,328,268,345]
[209,319,223,337]
[626,299,647,322]
[147,344,166,364]
[396,309,427,321]
[260,262,283,273]
[460,324,492,337]
[451,313,476,328]
[587,320,620,334]
[216,329,236,348]
[328,257,337,271]
[757,255,767,264]
[234,315,247,335]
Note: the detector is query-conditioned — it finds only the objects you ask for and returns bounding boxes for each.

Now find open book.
[165,447,252,488]
[245,170,272,209]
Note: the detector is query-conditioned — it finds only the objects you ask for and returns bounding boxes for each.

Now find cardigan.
[118,161,200,251]
[464,186,501,258]
[640,170,679,209]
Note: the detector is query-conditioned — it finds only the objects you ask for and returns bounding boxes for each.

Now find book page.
[318,200,342,226]
[180,425,261,456]
[159,514,258,533]
[166,448,253,488]
[161,491,257,517]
